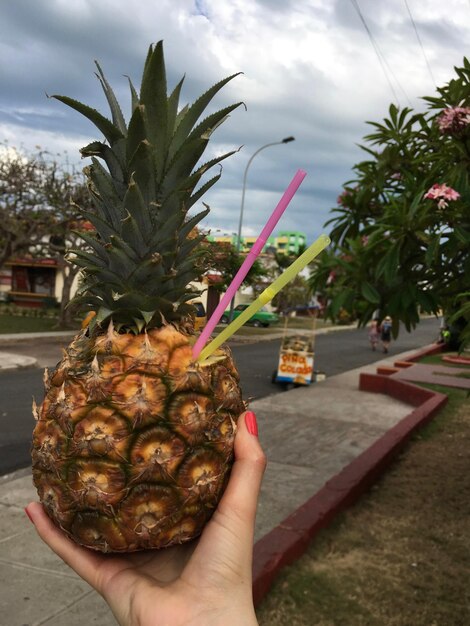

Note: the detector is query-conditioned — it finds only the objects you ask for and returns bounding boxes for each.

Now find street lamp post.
[228,136,295,321]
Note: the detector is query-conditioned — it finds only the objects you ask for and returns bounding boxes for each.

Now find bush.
[0,303,59,319]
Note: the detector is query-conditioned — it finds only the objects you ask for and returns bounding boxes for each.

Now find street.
[0,317,440,475]
[232,316,439,397]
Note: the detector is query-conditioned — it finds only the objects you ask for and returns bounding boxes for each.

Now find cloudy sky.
[1,0,469,243]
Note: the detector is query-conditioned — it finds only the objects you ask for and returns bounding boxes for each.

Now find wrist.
[189,601,258,626]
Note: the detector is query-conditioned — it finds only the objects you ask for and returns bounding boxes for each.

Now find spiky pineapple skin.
[32,324,244,552]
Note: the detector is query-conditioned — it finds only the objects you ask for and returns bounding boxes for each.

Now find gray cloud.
[0,0,469,242]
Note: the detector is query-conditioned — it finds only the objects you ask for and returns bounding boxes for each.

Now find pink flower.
[326,271,336,285]
[436,106,470,135]
[424,183,460,209]
[337,189,352,206]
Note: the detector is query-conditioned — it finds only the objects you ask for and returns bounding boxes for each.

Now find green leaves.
[168,72,242,161]
[311,57,470,343]
[94,60,127,135]
[376,241,401,284]
[140,41,168,177]
[51,95,124,146]
[329,288,354,318]
[361,282,381,304]
[425,235,441,266]
[52,41,243,331]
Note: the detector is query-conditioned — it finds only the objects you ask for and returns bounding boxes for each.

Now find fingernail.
[24,507,34,524]
[245,411,258,436]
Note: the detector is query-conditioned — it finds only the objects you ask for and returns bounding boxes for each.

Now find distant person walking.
[379,316,392,353]
[368,318,379,351]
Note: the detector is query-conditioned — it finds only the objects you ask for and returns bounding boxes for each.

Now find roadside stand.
[272,306,324,389]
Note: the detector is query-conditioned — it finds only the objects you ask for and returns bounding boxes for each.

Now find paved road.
[0,317,439,475]
[233,316,439,397]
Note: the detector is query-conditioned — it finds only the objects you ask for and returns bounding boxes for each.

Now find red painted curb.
[393,360,414,368]
[376,366,398,375]
[442,355,470,365]
[404,342,444,362]
[252,343,448,607]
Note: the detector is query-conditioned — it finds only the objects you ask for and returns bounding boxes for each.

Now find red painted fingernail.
[24,507,34,524]
[245,411,258,436]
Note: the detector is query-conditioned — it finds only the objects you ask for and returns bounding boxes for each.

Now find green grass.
[214,317,334,337]
[0,312,335,337]
[411,384,467,441]
[217,324,283,337]
[0,314,64,334]
[418,352,470,368]
[257,385,470,625]
[277,317,334,330]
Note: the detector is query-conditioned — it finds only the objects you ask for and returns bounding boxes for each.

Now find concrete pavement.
[0,331,75,370]
[0,340,438,626]
[0,352,37,370]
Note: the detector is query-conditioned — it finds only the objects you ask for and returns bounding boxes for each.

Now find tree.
[0,143,57,268]
[193,238,267,319]
[272,273,311,313]
[200,239,268,293]
[0,144,94,327]
[269,247,311,313]
[310,58,470,348]
[50,197,95,328]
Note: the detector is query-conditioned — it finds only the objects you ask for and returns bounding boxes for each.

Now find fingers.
[24,502,107,591]
[217,410,267,531]
[185,410,266,587]
[200,409,266,548]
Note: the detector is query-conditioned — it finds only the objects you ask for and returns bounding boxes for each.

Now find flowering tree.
[310,58,470,348]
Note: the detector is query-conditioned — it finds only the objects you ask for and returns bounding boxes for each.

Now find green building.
[266,231,307,255]
[207,230,307,255]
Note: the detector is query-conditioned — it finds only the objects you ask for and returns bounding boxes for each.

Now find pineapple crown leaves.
[53,40,243,332]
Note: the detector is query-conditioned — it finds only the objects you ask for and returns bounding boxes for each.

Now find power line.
[404,0,436,88]
[349,0,411,106]
[349,0,399,103]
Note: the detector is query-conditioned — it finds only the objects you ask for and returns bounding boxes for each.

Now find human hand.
[25,410,265,626]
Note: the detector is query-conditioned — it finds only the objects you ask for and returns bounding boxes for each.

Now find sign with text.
[276,349,314,385]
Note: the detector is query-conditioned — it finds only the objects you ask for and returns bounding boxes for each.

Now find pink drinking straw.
[192,168,307,359]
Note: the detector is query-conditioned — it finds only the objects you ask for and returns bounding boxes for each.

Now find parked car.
[220,304,279,327]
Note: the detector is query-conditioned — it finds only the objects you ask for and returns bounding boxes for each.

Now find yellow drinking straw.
[197,233,331,362]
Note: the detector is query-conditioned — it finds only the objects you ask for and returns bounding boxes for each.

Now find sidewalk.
[0,331,75,370]
[0,345,436,626]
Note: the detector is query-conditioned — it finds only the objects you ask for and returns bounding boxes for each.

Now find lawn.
[0,308,335,337]
[214,317,334,338]
[0,314,65,334]
[277,317,336,331]
[256,385,470,625]
[417,352,470,368]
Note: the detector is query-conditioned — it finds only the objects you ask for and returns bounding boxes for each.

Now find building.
[0,229,308,310]
[269,231,307,255]
[206,230,307,255]
[1,257,62,307]
[0,221,93,308]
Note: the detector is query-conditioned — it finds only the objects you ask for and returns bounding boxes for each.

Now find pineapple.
[31,41,245,552]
